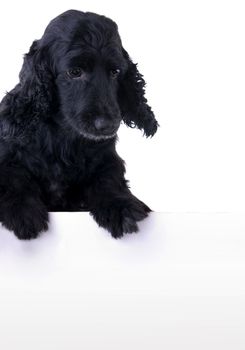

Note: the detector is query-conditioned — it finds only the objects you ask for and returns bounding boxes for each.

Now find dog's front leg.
[85,158,151,238]
[0,164,49,239]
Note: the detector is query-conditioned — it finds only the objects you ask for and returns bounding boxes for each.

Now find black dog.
[0,10,158,239]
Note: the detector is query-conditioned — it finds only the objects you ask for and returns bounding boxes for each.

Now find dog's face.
[20,10,158,140]
[55,15,127,140]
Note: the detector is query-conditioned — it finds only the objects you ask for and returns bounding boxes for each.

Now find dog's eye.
[110,68,120,79]
[67,67,83,78]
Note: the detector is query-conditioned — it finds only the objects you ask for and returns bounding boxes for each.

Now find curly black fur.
[0,10,158,239]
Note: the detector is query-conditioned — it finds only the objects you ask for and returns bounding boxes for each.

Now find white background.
[0,212,245,350]
[0,1,245,350]
[0,0,245,212]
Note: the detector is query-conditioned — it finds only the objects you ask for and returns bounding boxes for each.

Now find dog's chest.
[39,157,86,209]
[45,158,84,191]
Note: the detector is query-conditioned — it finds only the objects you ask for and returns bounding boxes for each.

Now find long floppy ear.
[18,39,55,116]
[118,48,159,137]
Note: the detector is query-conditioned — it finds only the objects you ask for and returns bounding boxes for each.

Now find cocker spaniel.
[0,10,158,239]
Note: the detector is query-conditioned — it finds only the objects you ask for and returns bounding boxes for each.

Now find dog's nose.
[94,117,111,132]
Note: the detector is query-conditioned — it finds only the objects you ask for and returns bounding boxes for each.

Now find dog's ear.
[118,48,159,137]
[18,40,55,116]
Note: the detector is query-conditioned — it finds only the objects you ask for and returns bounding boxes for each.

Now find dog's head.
[20,10,158,141]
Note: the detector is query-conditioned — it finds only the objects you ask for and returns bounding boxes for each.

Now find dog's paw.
[2,199,49,240]
[91,196,151,239]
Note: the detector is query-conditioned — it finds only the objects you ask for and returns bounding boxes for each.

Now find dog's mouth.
[79,129,118,141]
[78,118,120,141]
[64,114,120,141]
